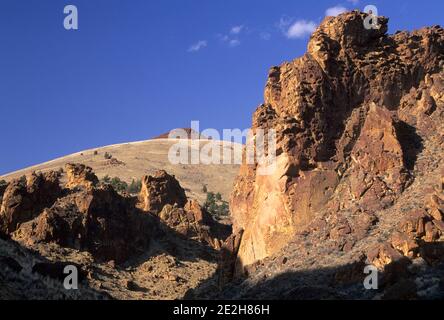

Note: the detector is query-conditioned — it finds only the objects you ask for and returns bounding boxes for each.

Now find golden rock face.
[230,11,444,270]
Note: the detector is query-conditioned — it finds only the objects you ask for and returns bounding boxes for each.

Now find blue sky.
[0,0,442,175]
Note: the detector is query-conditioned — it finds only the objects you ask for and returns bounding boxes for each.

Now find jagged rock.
[432,220,444,232]
[348,104,408,210]
[65,163,99,189]
[424,221,440,242]
[138,170,187,213]
[390,231,419,258]
[184,199,210,225]
[0,171,62,234]
[398,209,430,238]
[230,10,444,268]
[428,194,444,221]
[27,184,154,263]
[218,229,244,288]
[367,243,404,270]
[158,203,217,247]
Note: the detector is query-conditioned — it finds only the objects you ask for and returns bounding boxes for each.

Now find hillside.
[1,11,443,301]
[1,138,240,204]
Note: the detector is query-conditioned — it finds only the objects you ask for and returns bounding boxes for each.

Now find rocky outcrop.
[24,185,154,263]
[65,163,99,189]
[369,182,444,269]
[230,11,444,268]
[138,170,187,213]
[217,230,244,288]
[0,171,62,234]
[2,165,225,263]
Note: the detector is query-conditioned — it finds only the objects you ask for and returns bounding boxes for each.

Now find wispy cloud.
[230,25,244,35]
[228,39,241,47]
[283,19,317,39]
[218,25,245,48]
[188,40,207,52]
[325,5,348,17]
[260,32,271,41]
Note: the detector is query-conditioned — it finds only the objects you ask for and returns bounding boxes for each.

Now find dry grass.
[1,139,241,204]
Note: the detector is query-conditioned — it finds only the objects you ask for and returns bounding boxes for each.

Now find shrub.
[100,176,141,194]
[127,179,142,194]
[204,191,229,218]
[104,152,112,160]
[109,177,128,193]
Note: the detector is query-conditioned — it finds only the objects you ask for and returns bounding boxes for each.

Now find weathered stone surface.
[367,243,404,270]
[138,170,187,213]
[398,209,430,238]
[218,229,244,288]
[0,172,62,234]
[158,200,226,249]
[27,185,154,263]
[230,10,444,268]
[65,163,99,189]
[390,231,419,258]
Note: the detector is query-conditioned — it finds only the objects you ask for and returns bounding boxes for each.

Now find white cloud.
[286,20,317,39]
[325,5,348,16]
[218,32,241,48]
[230,25,244,35]
[260,32,271,40]
[188,40,207,52]
[228,39,241,47]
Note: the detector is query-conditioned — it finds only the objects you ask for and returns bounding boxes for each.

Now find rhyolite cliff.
[214,11,444,299]
[1,10,443,300]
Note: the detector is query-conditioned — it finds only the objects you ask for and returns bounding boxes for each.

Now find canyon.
[1,11,443,300]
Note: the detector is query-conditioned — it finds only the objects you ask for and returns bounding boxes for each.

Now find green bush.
[204,191,229,218]
[100,176,141,194]
[109,177,128,193]
[104,152,112,160]
[127,179,142,194]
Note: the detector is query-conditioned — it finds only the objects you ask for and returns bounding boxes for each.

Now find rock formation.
[65,163,99,189]
[138,170,187,213]
[0,171,62,234]
[25,184,155,263]
[230,11,444,270]
[0,164,226,264]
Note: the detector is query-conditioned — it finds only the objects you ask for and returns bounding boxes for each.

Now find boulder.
[0,171,62,234]
[138,170,187,213]
[65,163,99,189]
[28,185,154,263]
